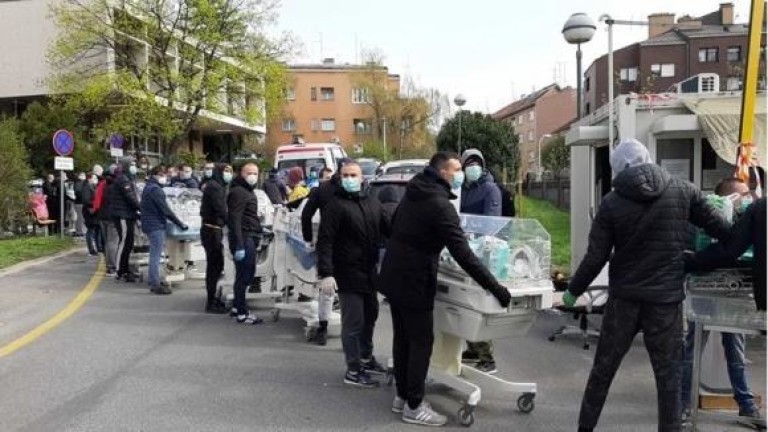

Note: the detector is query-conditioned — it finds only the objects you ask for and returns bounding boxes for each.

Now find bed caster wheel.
[517,393,535,414]
[457,404,475,427]
[583,343,590,350]
[270,309,280,322]
[547,335,556,342]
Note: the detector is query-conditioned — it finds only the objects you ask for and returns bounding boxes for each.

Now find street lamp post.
[537,133,553,181]
[562,13,597,119]
[453,94,467,154]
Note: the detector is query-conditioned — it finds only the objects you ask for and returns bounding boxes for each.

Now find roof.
[641,23,751,46]
[492,84,561,120]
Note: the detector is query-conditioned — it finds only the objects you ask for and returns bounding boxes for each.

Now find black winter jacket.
[80,183,97,227]
[106,173,140,220]
[568,163,731,304]
[376,167,502,310]
[301,177,340,242]
[317,190,389,293]
[227,176,262,251]
[201,169,228,227]
[688,198,766,310]
[262,178,287,205]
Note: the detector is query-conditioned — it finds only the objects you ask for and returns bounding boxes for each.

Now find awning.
[682,95,766,167]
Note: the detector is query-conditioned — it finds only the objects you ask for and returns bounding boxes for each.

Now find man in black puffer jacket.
[200,164,233,313]
[563,139,731,432]
[301,158,352,243]
[377,152,511,427]
[316,161,390,386]
[108,158,141,282]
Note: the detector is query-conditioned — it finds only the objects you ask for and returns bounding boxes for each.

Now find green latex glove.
[562,290,577,308]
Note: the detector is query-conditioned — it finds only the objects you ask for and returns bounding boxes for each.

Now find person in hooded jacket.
[377,185,400,226]
[316,161,391,386]
[561,139,731,432]
[199,161,216,191]
[301,159,352,243]
[108,158,141,282]
[94,164,119,275]
[459,149,502,374]
[141,165,188,294]
[262,168,287,205]
[377,151,512,427]
[81,172,100,256]
[200,163,233,313]
[227,162,264,325]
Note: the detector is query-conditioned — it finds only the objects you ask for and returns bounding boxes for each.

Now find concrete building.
[492,84,577,178]
[0,0,266,163]
[583,3,767,116]
[266,60,402,155]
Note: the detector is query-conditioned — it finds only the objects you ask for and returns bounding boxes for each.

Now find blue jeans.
[229,235,257,315]
[147,229,166,288]
[681,322,756,411]
[85,224,101,255]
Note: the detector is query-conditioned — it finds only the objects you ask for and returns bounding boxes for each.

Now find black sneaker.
[343,370,379,388]
[475,361,497,375]
[205,300,228,314]
[361,356,387,374]
[461,350,480,364]
[236,312,263,325]
[314,327,327,346]
[153,286,172,295]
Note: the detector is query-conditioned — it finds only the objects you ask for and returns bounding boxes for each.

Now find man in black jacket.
[227,162,263,325]
[201,164,233,313]
[109,158,141,282]
[377,152,512,427]
[262,168,287,205]
[301,158,352,243]
[562,139,731,432]
[316,161,390,387]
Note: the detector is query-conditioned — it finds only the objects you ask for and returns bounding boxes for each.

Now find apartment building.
[267,59,402,153]
[583,3,767,116]
[492,84,576,178]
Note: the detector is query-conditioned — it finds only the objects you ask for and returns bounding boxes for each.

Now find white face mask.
[157,176,167,185]
[89,176,99,185]
[78,174,86,181]
[204,169,213,178]
[128,165,137,175]
[93,167,103,177]
[246,174,258,186]
[181,171,192,180]
[223,172,233,184]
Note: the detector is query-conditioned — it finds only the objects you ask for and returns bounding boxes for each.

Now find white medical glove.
[317,277,337,296]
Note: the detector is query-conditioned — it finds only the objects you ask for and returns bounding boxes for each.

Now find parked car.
[377,159,428,177]
[366,173,415,203]
[357,158,380,184]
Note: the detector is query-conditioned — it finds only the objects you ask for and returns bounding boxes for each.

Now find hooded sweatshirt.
[460,149,501,216]
[200,165,228,227]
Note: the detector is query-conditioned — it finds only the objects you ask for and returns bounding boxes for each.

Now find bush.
[0,119,33,232]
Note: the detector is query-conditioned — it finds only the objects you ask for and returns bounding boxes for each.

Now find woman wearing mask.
[140,165,188,294]
[81,173,101,256]
[200,164,233,313]
[286,167,310,208]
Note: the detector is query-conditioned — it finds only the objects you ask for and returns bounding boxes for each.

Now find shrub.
[0,119,33,232]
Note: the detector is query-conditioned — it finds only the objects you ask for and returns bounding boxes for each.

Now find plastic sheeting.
[682,95,767,167]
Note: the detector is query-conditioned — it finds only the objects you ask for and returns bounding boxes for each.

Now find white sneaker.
[392,395,406,413]
[402,401,447,427]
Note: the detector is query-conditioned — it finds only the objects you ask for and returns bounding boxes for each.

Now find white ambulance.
[273,138,348,176]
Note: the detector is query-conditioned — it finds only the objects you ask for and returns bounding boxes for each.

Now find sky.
[271,0,752,114]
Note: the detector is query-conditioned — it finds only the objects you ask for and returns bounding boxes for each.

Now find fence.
[524,176,570,212]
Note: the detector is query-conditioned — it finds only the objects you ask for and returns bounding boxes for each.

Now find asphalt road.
[0,251,764,431]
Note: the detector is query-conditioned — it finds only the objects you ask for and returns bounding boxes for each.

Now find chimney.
[322,58,335,65]
[720,3,734,25]
[648,13,675,38]
[677,15,702,31]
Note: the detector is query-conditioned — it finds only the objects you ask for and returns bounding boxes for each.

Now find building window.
[698,47,718,63]
[585,77,591,91]
[281,118,296,132]
[310,87,317,101]
[518,116,523,125]
[320,87,335,101]
[285,87,295,101]
[509,117,515,125]
[528,111,535,121]
[353,119,372,134]
[620,67,638,82]
[651,63,675,78]
[726,77,742,90]
[311,119,319,131]
[727,46,742,62]
[527,130,534,142]
[528,150,536,162]
[321,119,335,131]
[352,88,371,104]
[585,102,591,114]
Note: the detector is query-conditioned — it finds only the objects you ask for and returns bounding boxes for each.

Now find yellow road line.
[0,258,105,358]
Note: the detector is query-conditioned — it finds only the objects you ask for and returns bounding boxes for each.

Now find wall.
[638,43,688,92]
[0,0,55,98]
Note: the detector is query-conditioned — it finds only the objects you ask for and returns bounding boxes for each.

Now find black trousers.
[579,297,682,432]
[338,291,379,371]
[391,304,434,409]
[115,218,136,277]
[201,226,224,304]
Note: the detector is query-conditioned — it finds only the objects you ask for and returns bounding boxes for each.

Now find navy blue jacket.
[460,171,501,216]
[140,178,184,233]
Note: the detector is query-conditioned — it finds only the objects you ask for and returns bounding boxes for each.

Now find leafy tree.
[436,111,520,183]
[0,119,33,232]
[541,135,570,176]
[48,0,292,154]
[356,139,392,162]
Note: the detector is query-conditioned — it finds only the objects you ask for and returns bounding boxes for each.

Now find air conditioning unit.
[673,73,720,94]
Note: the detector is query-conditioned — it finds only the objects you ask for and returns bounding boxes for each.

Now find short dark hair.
[714,177,745,196]
[149,165,166,176]
[429,151,460,170]
[321,167,333,175]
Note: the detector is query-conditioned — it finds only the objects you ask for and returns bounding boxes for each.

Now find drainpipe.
[675,29,692,80]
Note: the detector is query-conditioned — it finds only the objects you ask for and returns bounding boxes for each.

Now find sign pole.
[59,171,64,237]
[52,129,76,237]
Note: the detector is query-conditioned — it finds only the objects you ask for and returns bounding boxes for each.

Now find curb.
[0,246,82,277]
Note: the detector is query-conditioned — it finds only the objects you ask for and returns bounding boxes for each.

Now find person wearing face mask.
[316,161,390,375]
[73,172,88,237]
[172,164,200,189]
[42,173,61,234]
[199,162,216,191]
[226,163,264,325]
[94,164,119,274]
[81,173,101,256]
[107,158,142,282]
[458,149,502,374]
[377,152,512,427]
[679,178,762,423]
[141,165,188,294]
[286,166,310,208]
[200,164,233,313]
[166,166,178,186]
[262,168,287,205]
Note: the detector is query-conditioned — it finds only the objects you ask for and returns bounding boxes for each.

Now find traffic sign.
[110,148,124,158]
[54,156,74,171]
[52,129,75,156]
[109,133,124,149]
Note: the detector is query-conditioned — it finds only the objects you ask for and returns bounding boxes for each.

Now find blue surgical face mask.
[342,177,361,193]
[222,172,233,184]
[451,171,465,189]
[465,165,482,182]
[204,169,213,178]
[739,195,753,213]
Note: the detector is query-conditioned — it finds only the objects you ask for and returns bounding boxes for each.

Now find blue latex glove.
[234,249,246,262]
[562,290,577,308]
